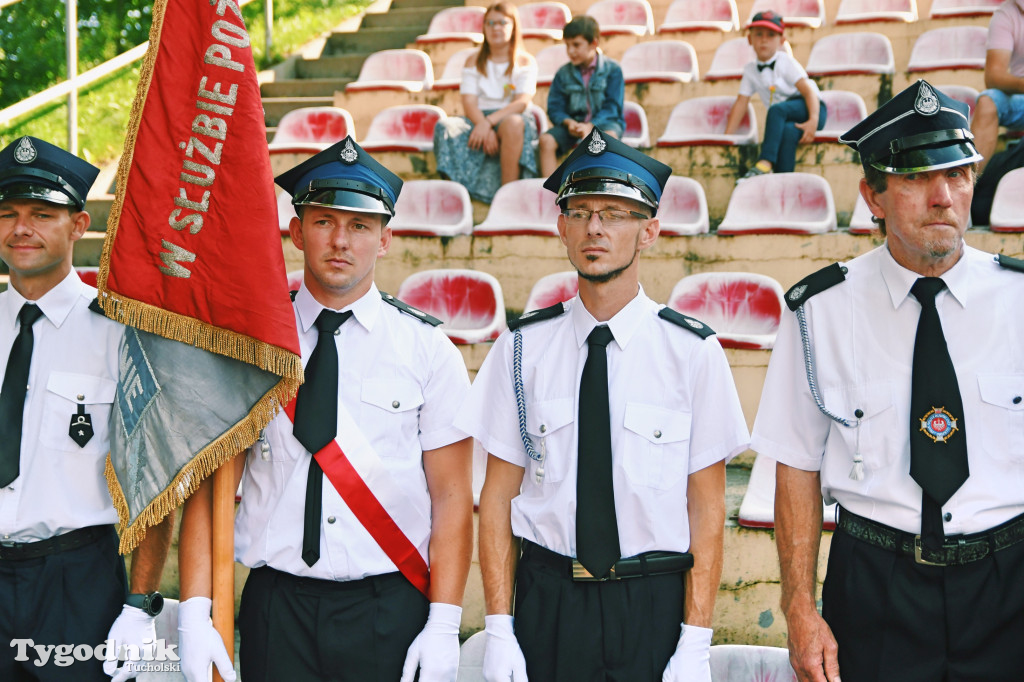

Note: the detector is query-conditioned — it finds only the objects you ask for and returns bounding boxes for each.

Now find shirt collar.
[1,270,86,332]
[570,285,649,350]
[294,281,382,334]
[580,54,599,75]
[878,242,971,310]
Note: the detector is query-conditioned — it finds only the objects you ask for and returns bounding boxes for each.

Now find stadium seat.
[622,101,651,148]
[525,102,551,135]
[815,90,868,142]
[75,266,99,287]
[667,272,785,349]
[434,47,479,90]
[907,26,986,72]
[519,1,572,39]
[360,105,446,153]
[710,644,798,681]
[277,191,298,236]
[738,454,838,530]
[659,0,739,33]
[586,0,655,36]
[396,269,506,344]
[388,180,474,237]
[656,96,758,146]
[535,44,570,86]
[268,107,355,151]
[806,32,895,76]
[704,37,793,81]
[835,0,917,23]
[621,40,699,83]
[415,6,486,44]
[287,270,304,291]
[524,271,579,312]
[746,0,825,28]
[475,178,561,236]
[717,173,837,235]
[345,49,434,93]
[937,84,979,119]
[457,631,486,682]
[848,193,875,234]
[989,167,1024,232]
[929,0,1001,18]
[658,176,710,236]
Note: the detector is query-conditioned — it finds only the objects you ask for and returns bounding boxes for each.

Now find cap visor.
[295,188,392,216]
[870,142,983,174]
[558,179,657,211]
[0,183,78,207]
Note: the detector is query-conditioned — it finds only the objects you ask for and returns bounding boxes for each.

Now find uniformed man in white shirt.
[458,128,750,682]
[0,136,173,682]
[176,137,474,682]
[754,80,1024,682]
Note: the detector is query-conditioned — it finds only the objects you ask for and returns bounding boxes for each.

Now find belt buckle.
[913,535,947,566]
[571,560,615,581]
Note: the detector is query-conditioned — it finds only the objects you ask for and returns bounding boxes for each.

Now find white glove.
[103,605,156,681]
[662,623,713,682]
[482,614,529,682]
[177,597,237,682]
[400,602,463,682]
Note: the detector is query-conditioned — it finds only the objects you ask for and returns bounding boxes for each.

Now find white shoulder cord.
[513,328,547,483]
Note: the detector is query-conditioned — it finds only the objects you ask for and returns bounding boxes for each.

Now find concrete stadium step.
[326,27,425,55]
[359,7,438,29]
[262,97,335,127]
[295,54,369,80]
[261,78,354,98]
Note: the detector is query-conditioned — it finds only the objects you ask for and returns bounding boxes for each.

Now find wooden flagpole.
[211,464,236,682]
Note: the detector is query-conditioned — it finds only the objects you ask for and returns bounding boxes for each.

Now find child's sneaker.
[739,160,773,182]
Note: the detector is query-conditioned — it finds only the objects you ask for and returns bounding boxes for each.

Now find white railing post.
[66,0,79,154]
[265,0,273,54]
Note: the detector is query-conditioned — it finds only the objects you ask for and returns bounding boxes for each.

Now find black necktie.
[294,308,352,567]
[757,60,776,72]
[909,278,969,550]
[0,304,44,488]
[576,325,621,578]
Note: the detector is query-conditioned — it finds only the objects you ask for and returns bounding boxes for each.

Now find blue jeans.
[979,88,1024,129]
[760,98,828,172]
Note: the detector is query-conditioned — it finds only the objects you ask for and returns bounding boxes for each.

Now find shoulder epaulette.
[289,290,297,301]
[785,262,848,311]
[996,254,1024,274]
[657,307,715,339]
[508,302,566,330]
[380,291,443,326]
[88,298,105,315]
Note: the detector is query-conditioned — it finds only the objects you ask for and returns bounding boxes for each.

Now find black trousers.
[239,566,429,682]
[0,526,126,682]
[513,544,685,682]
[823,527,1024,682]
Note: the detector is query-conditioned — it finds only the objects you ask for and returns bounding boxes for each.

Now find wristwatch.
[126,591,164,617]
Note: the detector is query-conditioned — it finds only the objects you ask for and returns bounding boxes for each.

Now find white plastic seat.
[535,44,571,86]
[667,272,785,349]
[659,0,739,33]
[524,271,579,312]
[475,178,561,236]
[277,191,298,236]
[806,32,895,76]
[704,37,793,81]
[710,644,798,681]
[396,269,506,344]
[907,26,986,72]
[848,193,876,234]
[815,90,868,142]
[586,0,655,36]
[656,96,758,146]
[622,101,651,148]
[345,49,434,93]
[525,102,551,135]
[835,0,917,24]
[360,105,447,153]
[658,176,710,236]
[287,270,304,291]
[621,40,699,83]
[717,172,837,235]
[519,1,572,39]
[929,0,1001,18]
[737,454,838,530]
[389,180,474,237]
[415,6,486,44]
[746,0,825,28]
[456,631,486,682]
[434,47,479,91]
[989,167,1024,232]
[937,84,980,120]
[268,107,356,152]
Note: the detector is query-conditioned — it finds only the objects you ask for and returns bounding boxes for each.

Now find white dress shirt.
[738,50,814,107]
[752,245,1024,535]
[234,282,471,581]
[0,271,121,542]
[456,288,750,558]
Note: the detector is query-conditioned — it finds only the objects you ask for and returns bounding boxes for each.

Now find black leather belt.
[837,507,1024,567]
[0,525,112,561]
[521,540,693,581]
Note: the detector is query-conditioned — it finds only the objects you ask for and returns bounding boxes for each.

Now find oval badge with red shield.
[920,406,958,443]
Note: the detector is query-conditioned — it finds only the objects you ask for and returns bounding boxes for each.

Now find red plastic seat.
[389,180,474,237]
[989,167,1024,232]
[585,0,655,36]
[815,90,868,143]
[835,0,917,23]
[76,266,99,287]
[937,84,979,120]
[658,176,710,236]
[738,454,837,530]
[622,101,650,148]
[416,6,485,44]
[929,0,1001,18]
[345,49,434,93]
[704,38,793,81]
[907,26,986,72]
[746,0,825,28]
[475,179,561,236]
[524,271,579,312]
[269,107,355,152]
[535,44,570,86]
[717,173,837,235]
[656,96,758,146]
[667,272,785,349]
[519,2,572,39]
[848,193,876,235]
[659,0,739,33]
[396,269,506,344]
[621,40,699,83]
[710,644,800,680]
[360,105,446,153]
[806,32,895,76]
[434,47,479,91]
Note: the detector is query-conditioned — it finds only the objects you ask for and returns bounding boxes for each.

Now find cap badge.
[787,284,808,302]
[339,139,358,164]
[13,137,37,164]
[914,82,939,117]
[587,130,606,155]
[920,406,958,443]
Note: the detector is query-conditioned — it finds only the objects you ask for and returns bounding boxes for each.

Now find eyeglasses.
[561,208,650,227]
[485,18,511,27]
